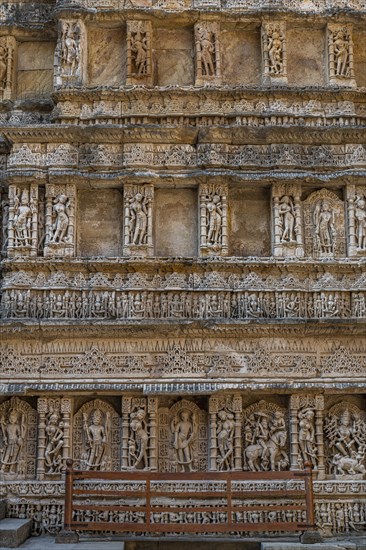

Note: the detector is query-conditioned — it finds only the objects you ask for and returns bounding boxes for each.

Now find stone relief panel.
[0,397,37,480]
[73,399,120,471]
[158,399,208,472]
[44,184,76,258]
[0,36,16,101]
[262,22,287,85]
[54,20,86,88]
[327,24,356,88]
[209,394,242,471]
[289,394,325,479]
[199,183,228,256]
[7,184,38,258]
[194,22,221,86]
[121,396,158,470]
[126,21,152,86]
[123,183,154,257]
[324,402,366,479]
[272,183,304,258]
[242,400,289,472]
[303,189,345,260]
[36,397,72,480]
[1,190,9,255]
[346,185,366,257]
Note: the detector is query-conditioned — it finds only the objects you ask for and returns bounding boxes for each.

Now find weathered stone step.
[262,543,359,550]
[0,518,32,548]
[124,541,261,550]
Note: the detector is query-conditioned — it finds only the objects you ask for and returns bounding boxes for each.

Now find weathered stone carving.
[243,401,289,472]
[159,399,207,472]
[121,396,158,470]
[290,395,325,479]
[272,183,304,257]
[324,403,366,479]
[127,21,152,85]
[303,189,345,259]
[0,36,16,100]
[0,397,37,479]
[346,185,366,257]
[73,399,120,470]
[199,183,228,256]
[209,395,242,471]
[44,184,76,258]
[123,184,153,257]
[195,22,221,86]
[7,185,38,258]
[55,20,86,87]
[327,24,356,88]
[262,22,287,85]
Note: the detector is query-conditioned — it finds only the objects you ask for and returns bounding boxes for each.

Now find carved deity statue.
[333,28,351,77]
[130,31,148,76]
[128,192,148,245]
[325,408,366,478]
[61,22,80,77]
[83,409,110,470]
[196,25,216,77]
[50,195,70,244]
[0,44,7,91]
[0,408,26,475]
[298,409,317,469]
[128,407,149,470]
[354,195,366,251]
[244,409,288,472]
[266,29,284,75]
[206,194,223,246]
[44,410,64,474]
[13,189,36,247]
[216,410,235,471]
[313,201,335,255]
[278,195,296,243]
[171,409,197,472]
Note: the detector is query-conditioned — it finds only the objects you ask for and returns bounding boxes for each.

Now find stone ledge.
[0,518,32,549]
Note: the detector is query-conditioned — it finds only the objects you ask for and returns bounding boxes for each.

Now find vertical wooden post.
[304,461,315,528]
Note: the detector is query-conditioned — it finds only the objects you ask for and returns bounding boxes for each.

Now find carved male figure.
[0,408,26,475]
[130,31,148,76]
[333,29,350,77]
[13,189,35,247]
[129,192,148,245]
[171,409,196,472]
[83,409,109,470]
[314,201,335,254]
[197,27,215,77]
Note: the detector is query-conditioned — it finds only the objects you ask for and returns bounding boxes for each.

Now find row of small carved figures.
[0,289,363,319]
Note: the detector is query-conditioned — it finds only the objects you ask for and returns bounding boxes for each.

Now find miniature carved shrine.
[0,0,366,541]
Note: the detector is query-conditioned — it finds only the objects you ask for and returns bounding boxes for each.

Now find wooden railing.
[62,459,316,537]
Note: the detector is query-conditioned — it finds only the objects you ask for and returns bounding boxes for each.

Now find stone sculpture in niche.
[0,36,15,100]
[243,401,289,472]
[123,184,154,257]
[0,397,37,480]
[44,184,76,258]
[44,409,64,474]
[127,21,152,85]
[298,408,318,469]
[129,407,149,469]
[199,183,228,256]
[216,409,235,470]
[195,22,221,85]
[272,184,304,258]
[121,397,157,471]
[171,409,197,472]
[279,196,296,243]
[55,20,86,87]
[83,408,110,470]
[7,185,38,258]
[262,22,287,84]
[324,403,366,479]
[346,186,366,256]
[303,189,345,259]
[327,24,356,87]
[209,395,242,471]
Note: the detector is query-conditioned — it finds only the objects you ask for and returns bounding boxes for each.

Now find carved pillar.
[54,19,87,88]
[7,184,39,258]
[272,183,304,258]
[208,397,219,471]
[315,395,325,480]
[289,396,299,471]
[327,24,356,88]
[121,396,132,470]
[232,395,242,471]
[126,21,153,86]
[123,183,154,257]
[37,398,48,480]
[148,397,158,471]
[261,21,287,85]
[0,36,16,101]
[61,397,72,465]
[194,21,221,86]
[199,182,228,257]
[44,184,76,258]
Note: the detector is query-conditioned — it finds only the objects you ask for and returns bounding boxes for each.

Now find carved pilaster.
[7,184,38,258]
[148,397,158,471]
[123,183,154,257]
[36,398,48,481]
[262,21,287,85]
[272,183,304,258]
[0,36,16,100]
[126,21,153,86]
[61,398,72,466]
[327,24,356,88]
[199,182,228,257]
[121,396,132,470]
[194,21,221,86]
[44,184,76,258]
[54,19,87,88]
